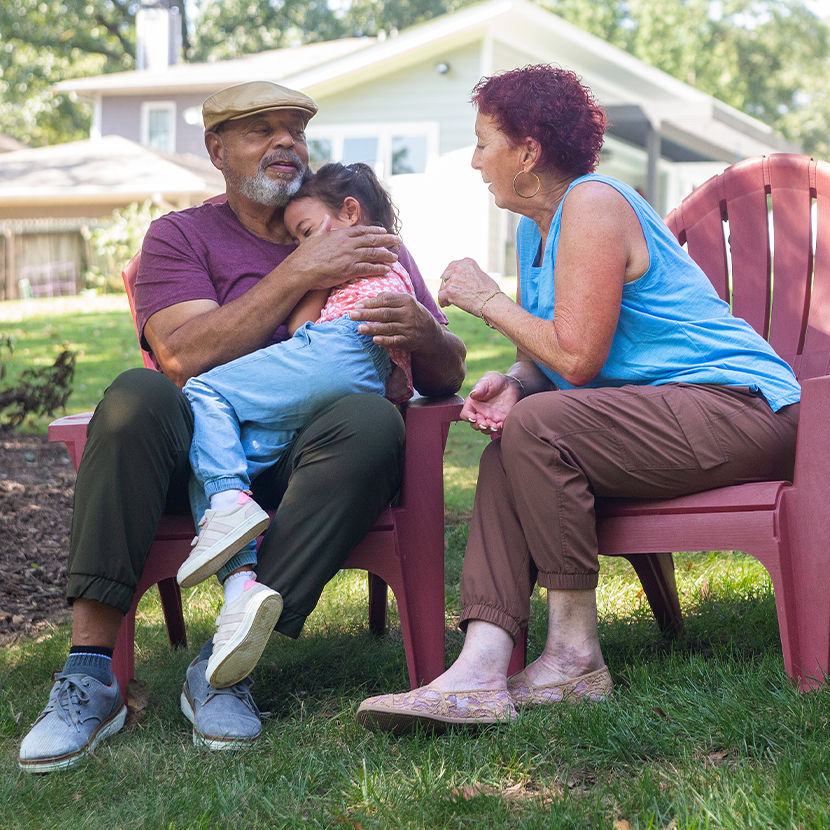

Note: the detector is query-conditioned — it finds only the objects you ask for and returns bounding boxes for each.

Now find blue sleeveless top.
[517,174,801,411]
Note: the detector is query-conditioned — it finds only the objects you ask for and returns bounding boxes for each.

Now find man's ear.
[205,132,224,171]
[338,196,362,227]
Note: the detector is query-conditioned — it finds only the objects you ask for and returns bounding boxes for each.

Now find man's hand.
[351,292,466,397]
[349,292,434,351]
[291,226,401,291]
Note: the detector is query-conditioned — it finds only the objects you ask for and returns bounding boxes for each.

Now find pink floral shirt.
[316,260,415,404]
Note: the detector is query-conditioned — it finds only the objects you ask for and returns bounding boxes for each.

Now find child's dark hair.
[294,162,400,235]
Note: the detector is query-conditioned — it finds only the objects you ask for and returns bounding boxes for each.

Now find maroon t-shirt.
[134,200,447,355]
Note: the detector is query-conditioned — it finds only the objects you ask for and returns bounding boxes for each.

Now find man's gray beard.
[224,158,303,207]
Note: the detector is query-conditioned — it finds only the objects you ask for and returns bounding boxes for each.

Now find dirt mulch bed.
[0,432,75,644]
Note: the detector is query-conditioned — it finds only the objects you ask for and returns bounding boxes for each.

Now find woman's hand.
[437,258,500,318]
[460,371,523,434]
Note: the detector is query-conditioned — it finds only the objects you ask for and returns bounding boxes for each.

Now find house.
[0,137,224,300]
[53,0,797,280]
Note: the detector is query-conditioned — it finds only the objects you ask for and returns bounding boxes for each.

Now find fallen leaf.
[651,706,670,720]
[614,821,632,830]
[126,678,150,725]
[451,783,488,801]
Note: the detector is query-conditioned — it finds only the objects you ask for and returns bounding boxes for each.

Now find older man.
[19,81,466,771]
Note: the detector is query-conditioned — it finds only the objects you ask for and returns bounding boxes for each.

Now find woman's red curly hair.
[471,64,606,177]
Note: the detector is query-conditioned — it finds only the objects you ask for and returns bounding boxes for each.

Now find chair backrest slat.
[721,157,772,338]
[767,155,814,370]
[672,175,730,300]
[800,159,830,379]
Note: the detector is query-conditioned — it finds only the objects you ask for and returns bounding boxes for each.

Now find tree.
[2,0,828,157]
[540,0,830,159]
[0,0,138,146]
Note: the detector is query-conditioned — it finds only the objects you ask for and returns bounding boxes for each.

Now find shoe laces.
[46,675,91,731]
[204,676,260,715]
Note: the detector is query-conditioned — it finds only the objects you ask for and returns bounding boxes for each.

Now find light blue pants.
[183,317,391,580]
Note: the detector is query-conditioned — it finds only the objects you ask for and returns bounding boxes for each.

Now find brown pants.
[460,383,800,643]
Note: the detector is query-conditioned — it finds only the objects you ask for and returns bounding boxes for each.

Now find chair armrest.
[398,394,464,510]
[48,412,94,472]
[792,374,830,489]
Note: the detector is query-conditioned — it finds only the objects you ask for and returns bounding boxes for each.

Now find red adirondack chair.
[594,154,830,690]
[49,252,462,695]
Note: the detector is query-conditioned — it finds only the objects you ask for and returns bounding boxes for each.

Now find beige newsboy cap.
[202,81,318,132]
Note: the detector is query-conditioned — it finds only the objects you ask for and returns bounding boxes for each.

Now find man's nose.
[270,128,294,149]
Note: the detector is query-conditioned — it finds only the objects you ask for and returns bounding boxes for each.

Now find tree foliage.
[541,0,830,158]
[1,0,829,157]
[0,0,136,145]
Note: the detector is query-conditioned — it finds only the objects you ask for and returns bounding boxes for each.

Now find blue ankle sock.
[63,648,114,686]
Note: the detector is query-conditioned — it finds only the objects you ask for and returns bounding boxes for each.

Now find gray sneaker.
[18,673,127,773]
[180,657,261,750]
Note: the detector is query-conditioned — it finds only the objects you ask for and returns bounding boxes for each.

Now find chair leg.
[507,629,527,677]
[367,573,388,636]
[623,552,685,636]
[112,611,137,699]
[157,578,187,648]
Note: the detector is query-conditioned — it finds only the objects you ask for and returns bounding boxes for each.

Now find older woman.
[356,65,800,734]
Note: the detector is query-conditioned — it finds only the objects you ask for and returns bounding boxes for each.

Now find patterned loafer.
[507,666,612,709]
[356,683,517,736]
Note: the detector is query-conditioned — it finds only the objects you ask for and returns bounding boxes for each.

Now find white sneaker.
[206,581,283,689]
[178,494,270,589]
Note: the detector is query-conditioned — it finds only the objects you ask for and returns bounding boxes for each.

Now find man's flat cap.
[203,81,318,132]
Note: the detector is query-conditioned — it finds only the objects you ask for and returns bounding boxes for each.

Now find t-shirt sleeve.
[134,213,219,350]
[397,245,448,326]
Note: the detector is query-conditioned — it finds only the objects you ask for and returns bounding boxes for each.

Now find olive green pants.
[66,368,405,638]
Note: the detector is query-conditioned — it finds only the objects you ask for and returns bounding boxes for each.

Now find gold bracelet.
[479,289,503,328]
[504,374,525,396]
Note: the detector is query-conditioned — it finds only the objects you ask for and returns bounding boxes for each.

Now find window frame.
[304,121,440,179]
[140,100,177,153]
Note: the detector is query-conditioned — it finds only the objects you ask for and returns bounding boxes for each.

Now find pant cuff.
[537,571,599,591]
[217,543,258,583]
[66,574,136,617]
[274,607,306,639]
[459,603,523,646]
[204,476,249,497]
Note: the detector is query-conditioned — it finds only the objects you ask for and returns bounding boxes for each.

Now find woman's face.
[471,112,525,210]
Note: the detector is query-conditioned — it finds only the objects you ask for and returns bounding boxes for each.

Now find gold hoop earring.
[513,170,540,199]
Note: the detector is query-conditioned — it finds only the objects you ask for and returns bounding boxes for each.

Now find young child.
[178,162,416,689]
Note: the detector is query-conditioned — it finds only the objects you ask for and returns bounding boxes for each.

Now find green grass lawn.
[2,295,829,829]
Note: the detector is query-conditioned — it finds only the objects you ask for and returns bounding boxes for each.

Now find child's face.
[284,197,354,244]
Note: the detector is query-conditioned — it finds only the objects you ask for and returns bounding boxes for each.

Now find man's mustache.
[259,152,303,173]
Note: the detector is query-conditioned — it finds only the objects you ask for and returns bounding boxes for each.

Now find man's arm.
[350,293,466,397]
[144,225,400,388]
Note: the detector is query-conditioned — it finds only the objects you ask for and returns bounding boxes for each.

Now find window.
[141,101,176,153]
[305,123,438,180]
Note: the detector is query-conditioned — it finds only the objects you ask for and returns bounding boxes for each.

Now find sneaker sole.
[177,512,270,589]
[179,690,259,751]
[18,705,127,773]
[206,592,284,689]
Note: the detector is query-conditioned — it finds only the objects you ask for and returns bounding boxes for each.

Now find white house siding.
[310,41,483,155]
